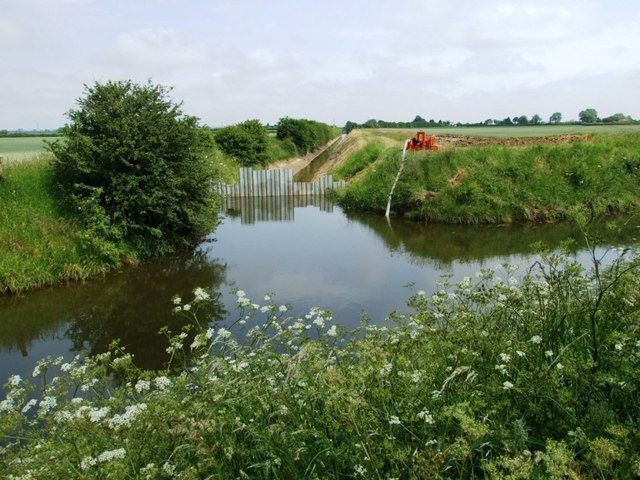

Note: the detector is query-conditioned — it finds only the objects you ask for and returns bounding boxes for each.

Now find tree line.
[345,109,638,132]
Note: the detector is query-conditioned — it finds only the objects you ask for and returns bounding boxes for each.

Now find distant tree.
[362,119,379,128]
[602,113,627,123]
[502,117,513,125]
[518,115,529,125]
[411,115,428,127]
[579,108,599,123]
[344,121,358,134]
[530,114,542,125]
[215,119,269,166]
[549,112,562,124]
[512,116,520,125]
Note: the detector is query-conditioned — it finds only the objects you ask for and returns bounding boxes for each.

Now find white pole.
[385,139,410,218]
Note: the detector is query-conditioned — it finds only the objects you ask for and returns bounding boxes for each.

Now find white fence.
[214,168,345,198]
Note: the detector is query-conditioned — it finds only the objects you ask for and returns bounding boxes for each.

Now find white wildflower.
[236,290,246,298]
[278,305,288,312]
[182,303,191,312]
[495,364,508,375]
[39,396,57,415]
[614,343,623,351]
[410,370,423,383]
[380,363,393,376]
[556,363,564,370]
[21,398,37,414]
[545,350,554,358]
[89,407,110,423]
[217,328,232,339]
[81,456,97,470]
[503,381,514,390]
[354,464,367,476]
[388,415,401,425]
[499,353,512,363]
[193,287,210,301]
[172,296,182,305]
[9,375,22,387]
[135,380,151,393]
[108,403,147,430]
[417,409,435,424]
[154,376,171,390]
[326,325,337,337]
[264,294,272,301]
[530,335,542,344]
[516,350,526,357]
[417,290,426,296]
[97,448,126,463]
[313,317,325,328]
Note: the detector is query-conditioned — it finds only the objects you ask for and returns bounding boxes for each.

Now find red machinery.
[406,131,440,151]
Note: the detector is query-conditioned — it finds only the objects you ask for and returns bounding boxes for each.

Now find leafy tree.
[549,112,562,124]
[518,115,529,125]
[602,113,628,123]
[276,117,336,154]
[530,114,542,125]
[344,121,358,134]
[579,108,599,123]
[214,119,269,166]
[49,80,215,258]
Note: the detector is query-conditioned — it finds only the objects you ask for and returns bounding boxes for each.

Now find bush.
[48,80,216,257]
[276,117,337,154]
[214,119,269,167]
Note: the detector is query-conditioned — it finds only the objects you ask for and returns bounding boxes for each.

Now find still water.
[1,196,638,385]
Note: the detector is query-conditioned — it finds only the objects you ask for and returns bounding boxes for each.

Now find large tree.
[49,80,215,257]
[579,108,599,123]
[549,112,562,124]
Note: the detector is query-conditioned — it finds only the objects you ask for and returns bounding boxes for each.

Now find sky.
[1,0,640,129]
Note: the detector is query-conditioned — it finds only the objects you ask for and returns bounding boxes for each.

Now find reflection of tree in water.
[63,249,228,371]
[346,212,640,268]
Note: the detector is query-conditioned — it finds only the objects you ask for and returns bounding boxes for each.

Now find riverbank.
[335,130,640,223]
[0,156,130,294]
[2,249,638,478]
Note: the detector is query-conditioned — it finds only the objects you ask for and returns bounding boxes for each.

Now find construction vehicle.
[406,131,440,151]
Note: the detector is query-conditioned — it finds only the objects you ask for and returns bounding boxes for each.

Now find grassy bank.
[2,245,639,478]
[337,132,640,223]
[0,156,130,294]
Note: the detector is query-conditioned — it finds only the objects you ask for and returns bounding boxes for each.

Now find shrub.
[276,117,337,154]
[214,119,269,166]
[48,80,216,257]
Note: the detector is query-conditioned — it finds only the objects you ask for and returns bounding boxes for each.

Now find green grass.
[0,155,123,293]
[338,132,640,223]
[0,136,58,163]
[2,247,639,478]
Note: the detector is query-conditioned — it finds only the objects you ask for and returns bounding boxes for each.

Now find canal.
[1,197,638,385]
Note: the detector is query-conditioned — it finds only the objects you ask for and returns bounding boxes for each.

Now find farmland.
[0,136,58,163]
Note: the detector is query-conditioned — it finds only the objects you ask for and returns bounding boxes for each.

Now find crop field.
[379,123,640,138]
[0,136,57,163]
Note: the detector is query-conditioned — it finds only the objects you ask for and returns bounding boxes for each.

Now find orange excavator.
[406,131,440,151]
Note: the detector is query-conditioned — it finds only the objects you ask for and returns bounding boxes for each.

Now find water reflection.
[345,211,640,267]
[0,250,228,379]
[221,195,337,224]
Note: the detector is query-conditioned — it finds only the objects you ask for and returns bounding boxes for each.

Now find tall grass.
[0,156,125,293]
[2,237,639,478]
[338,132,640,223]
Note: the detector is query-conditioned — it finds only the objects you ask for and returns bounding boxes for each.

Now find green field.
[0,136,58,163]
[379,124,640,138]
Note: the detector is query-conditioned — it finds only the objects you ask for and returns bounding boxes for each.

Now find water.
[1,197,638,386]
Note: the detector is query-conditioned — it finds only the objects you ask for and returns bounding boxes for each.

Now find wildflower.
[556,363,564,370]
[205,328,214,339]
[9,375,22,387]
[530,335,542,344]
[97,448,126,463]
[21,399,37,414]
[389,415,401,425]
[545,350,554,358]
[417,290,426,296]
[172,296,182,305]
[380,363,393,376]
[39,396,57,415]
[217,328,232,339]
[614,343,623,351]
[89,407,110,423]
[236,290,246,298]
[410,370,423,383]
[516,350,526,357]
[278,305,288,312]
[503,381,514,390]
[354,465,367,476]
[108,403,147,430]
[495,364,508,375]
[183,303,191,312]
[81,456,97,470]
[499,353,512,363]
[264,294,272,301]
[417,409,435,424]
[193,287,210,301]
[326,325,338,337]
[135,380,151,393]
[313,317,325,328]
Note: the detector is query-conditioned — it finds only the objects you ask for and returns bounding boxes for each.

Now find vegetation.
[2,234,639,478]
[0,157,118,293]
[214,119,270,167]
[276,117,340,155]
[48,80,217,259]
[337,132,640,223]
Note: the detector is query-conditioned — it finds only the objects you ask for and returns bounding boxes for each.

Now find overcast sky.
[2,0,639,129]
